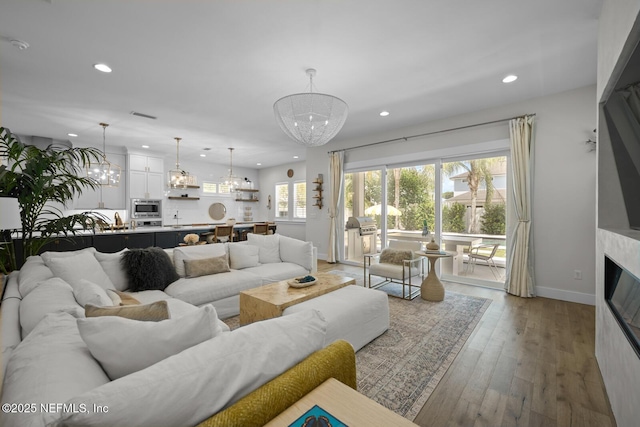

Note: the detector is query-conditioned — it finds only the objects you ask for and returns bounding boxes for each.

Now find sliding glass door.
[440,154,508,288]
[344,169,383,263]
[341,152,509,290]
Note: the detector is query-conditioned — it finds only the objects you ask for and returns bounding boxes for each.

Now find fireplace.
[605,256,640,358]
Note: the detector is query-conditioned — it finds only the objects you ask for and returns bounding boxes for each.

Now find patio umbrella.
[364,204,402,216]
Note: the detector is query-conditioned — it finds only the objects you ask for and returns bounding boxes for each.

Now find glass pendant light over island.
[168,137,189,189]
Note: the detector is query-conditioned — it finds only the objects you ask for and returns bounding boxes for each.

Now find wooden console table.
[239,273,354,325]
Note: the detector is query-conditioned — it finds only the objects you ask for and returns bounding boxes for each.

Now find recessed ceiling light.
[93,63,112,73]
[293,156,299,159]
[67,133,78,137]
[141,145,149,149]
[256,163,262,166]
[200,154,206,157]
[502,75,518,83]
[380,111,390,117]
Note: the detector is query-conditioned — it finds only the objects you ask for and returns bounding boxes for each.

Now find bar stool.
[252,223,269,235]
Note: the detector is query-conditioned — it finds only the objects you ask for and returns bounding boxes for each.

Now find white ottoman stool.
[283,285,389,351]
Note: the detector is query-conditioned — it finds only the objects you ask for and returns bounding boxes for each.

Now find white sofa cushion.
[17,255,54,298]
[278,235,314,271]
[77,305,224,380]
[242,262,309,284]
[247,233,281,263]
[164,270,263,306]
[44,250,115,291]
[0,312,110,427]
[228,243,260,269]
[173,244,227,277]
[46,309,326,427]
[19,277,84,337]
[94,249,129,291]
[71,279,113,308]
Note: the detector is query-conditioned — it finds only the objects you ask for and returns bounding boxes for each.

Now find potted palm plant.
[0,126,105,272]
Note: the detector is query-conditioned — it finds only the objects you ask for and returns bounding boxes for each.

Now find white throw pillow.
[77,304,224,380]
[19,277,83,337]
[228,243,260,269]
[44,250,115,291]
[71,279,113,308]
[247,233,281,263]
[0,312,110,427]
[279,235,314,271]
[94,249,129,291]
[46,309,326,427]
[17,255,54,298]
[173,244,227,277]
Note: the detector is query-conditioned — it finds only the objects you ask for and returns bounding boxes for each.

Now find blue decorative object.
[289,405,347,427]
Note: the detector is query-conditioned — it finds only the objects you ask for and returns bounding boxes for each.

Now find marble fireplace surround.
[596,228,640,425]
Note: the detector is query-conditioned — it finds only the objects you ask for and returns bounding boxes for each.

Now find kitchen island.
[12,222,276,268]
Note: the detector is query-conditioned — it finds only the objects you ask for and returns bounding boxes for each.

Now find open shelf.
[168,196,200,200]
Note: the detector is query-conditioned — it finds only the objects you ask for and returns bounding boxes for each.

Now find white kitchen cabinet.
[128,154,164,199]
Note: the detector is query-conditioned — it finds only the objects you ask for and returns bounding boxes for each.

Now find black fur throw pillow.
[120,247,179,292]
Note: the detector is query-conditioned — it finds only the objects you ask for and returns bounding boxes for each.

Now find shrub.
[443,202,466,233]
[481,203,505,235]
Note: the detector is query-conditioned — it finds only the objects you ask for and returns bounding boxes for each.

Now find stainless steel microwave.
[131,199,162,219]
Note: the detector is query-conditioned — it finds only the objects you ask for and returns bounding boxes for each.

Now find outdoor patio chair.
[465,243,501,280]
[364,239,425,300]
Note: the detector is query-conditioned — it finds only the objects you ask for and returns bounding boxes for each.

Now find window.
[294,181,306,219]
[275,183,289,218]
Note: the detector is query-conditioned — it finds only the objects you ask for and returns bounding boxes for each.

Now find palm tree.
[0,127,104,269]
[443,158,500,233]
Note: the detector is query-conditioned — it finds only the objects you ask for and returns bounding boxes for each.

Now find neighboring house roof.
[444,189,507,205]
[448,162,507,180]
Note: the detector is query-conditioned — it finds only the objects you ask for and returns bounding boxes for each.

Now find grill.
[346,217,378,261]
[346,216,377,235]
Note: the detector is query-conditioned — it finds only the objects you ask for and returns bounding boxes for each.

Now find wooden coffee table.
[239,273,355,325]
[264,378,418,426]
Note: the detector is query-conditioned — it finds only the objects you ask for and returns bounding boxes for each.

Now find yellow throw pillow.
[184,255,231,278]
[106,289,141,306]
[85,300,169,321]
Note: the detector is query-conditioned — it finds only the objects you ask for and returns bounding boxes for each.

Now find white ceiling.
[0,0,602,169]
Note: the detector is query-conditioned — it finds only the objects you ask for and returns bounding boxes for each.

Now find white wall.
[158,154,260,226]
[258,160,307,240]
[596,2,640,426]
[306,85,597,304]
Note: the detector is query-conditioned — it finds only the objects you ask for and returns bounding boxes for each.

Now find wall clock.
[287,169,294,178]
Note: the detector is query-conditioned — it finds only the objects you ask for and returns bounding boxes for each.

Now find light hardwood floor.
[318,261,616,427]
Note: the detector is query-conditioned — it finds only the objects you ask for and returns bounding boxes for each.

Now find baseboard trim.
[536,286,595,306]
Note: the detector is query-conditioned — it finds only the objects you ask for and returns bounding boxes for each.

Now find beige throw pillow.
[379,248,415,265]
[184,255,230,278]
[85,300,169,321]
[106,289,141,306]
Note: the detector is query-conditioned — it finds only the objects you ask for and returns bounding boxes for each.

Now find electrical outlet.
[574,270,582,280]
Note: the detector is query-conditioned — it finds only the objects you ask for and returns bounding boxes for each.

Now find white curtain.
[505,115,535,297]
[327,151,344,263]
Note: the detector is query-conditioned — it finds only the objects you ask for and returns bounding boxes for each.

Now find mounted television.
[603,42,640,230]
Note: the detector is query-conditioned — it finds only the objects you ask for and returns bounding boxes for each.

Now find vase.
[426,238,439,251]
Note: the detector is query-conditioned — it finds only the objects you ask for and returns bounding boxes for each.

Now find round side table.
[417,251,453,302]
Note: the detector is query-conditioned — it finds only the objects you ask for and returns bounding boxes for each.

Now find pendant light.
[273,68,348,147]
[221,147,241,191]
[86,122,121,187]
[168,137,189,189]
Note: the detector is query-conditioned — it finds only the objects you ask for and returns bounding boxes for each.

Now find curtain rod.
[328,113,536,154]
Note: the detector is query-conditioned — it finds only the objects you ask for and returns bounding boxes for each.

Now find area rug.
[223,272,491,421]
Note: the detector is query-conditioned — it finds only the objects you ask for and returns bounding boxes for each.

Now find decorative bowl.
[226,218,237,226]
[288,276,317,288]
